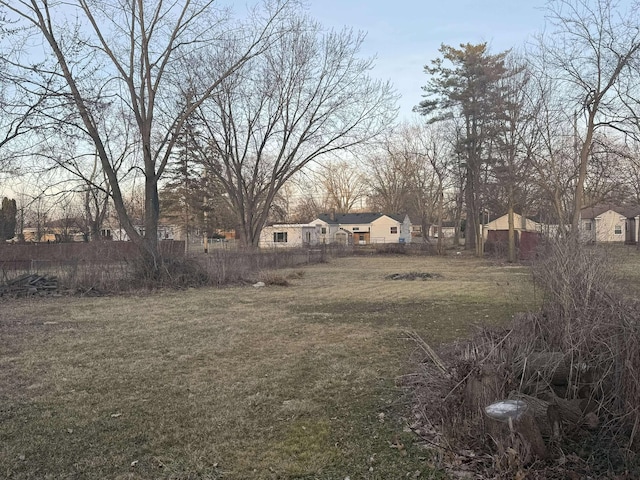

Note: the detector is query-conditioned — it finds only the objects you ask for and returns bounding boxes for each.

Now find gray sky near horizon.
[307,0,548,120]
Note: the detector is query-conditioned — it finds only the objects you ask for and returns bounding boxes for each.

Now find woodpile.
[0,273,59,297]
[405,322,637,479]
[475,351,597,465]
[407,243,640,478]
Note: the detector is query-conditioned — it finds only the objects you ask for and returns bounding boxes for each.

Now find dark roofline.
[317,212,408,224]
[580,204,640,220]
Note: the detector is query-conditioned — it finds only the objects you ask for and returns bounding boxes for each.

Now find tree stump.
[485,399,548,463]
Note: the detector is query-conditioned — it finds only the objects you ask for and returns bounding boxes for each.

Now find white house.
[311,213,412,245]
[483,213,542,239]
[259,224,320,248]
[428,222,456,239]
[104,223,178,242]
[580,205,639,243]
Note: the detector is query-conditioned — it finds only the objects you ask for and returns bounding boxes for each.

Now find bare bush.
[0,246,329,294]
[200,247,326,286]
[130,256,211,289]
[407,240,640,478]
[258,271,290,286]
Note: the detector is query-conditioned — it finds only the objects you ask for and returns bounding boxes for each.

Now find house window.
[273,232,288,243]
[390,226,398,234]
[353,227,359,231]
[615,225,622,235]
[321,227,326,234]
[584,221,592,231]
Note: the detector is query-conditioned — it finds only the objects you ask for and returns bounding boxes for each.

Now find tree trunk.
[465,165,477,252]
[436,187,444,255]
[508,201,516,263]
[142,173,161,267]
[571,109,597,236]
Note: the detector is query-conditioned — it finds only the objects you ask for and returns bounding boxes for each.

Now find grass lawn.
[1,254,537,479]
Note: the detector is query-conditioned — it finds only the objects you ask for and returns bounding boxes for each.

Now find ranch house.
[259,224,321,248]
[580,205,640,244]
[311,212,412,245]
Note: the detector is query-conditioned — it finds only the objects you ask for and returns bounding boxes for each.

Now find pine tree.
[416,43,509,254]
[0,197,17,241]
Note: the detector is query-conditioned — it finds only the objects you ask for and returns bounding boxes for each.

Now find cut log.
[513,410,548,460]
[509,392,555,438]
[517,351,571,386]
[0,273,59,297]
[539,392,584,426]
[485,399,548,462]
[464,366,505,412]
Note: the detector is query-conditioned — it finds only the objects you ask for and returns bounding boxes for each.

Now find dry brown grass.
[0,254,534,479]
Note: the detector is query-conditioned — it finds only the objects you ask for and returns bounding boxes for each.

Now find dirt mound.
[385,272,442,281]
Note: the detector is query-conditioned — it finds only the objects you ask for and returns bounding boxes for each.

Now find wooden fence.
[0,240,185,271]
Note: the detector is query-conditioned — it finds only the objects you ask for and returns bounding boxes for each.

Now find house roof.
[264,223,315,229]
[485,213,540,231]
[46,217,85,229]
[316,212,406,225]
[581,204,638,219]
[432,221,456,228]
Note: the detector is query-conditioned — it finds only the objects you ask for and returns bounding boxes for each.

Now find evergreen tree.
[0,197,17,241]
[160,112,235,239]
[416,43,509,254]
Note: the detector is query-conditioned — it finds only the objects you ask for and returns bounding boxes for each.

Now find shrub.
[407,240,640,478]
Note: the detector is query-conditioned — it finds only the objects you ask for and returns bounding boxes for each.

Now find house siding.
[371,216,401,243]
[311,213,412,245]
[483,213,541,239]
[259,225,320,248]
[592,210,626,243]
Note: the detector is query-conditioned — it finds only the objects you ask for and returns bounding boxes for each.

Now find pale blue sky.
[306,1,548,119]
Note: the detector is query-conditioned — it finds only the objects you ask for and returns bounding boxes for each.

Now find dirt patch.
[385,272,442,281]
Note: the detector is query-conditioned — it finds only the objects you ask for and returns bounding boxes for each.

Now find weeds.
[407,240,640,478]
[1,247,329,295]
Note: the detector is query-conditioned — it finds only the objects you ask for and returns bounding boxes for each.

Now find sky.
[306,0,549,120]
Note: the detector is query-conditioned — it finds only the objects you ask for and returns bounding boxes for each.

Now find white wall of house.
[370,215,411,244]
[108,225,177,242]
[483,213,541,239]
[312,219,342,244]
[259,224,320,248]
[428,225,456,238]
[311,214,411,245]
[585,210,626,243]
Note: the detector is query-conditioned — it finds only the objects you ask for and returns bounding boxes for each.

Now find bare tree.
[522,64,578,234]
[0,17,52,179]
[365,136,414,214]
[364,123,456,250]
[583,133,634,206]
[2,0,298,269]
[283,172,329,223]
[411,122,456,253]
[617,142,640,206]
[30,106,132,241]
[196,16,397,246]
[315,160,368,214]
[537,0,640,234]
[489,54,533,262]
